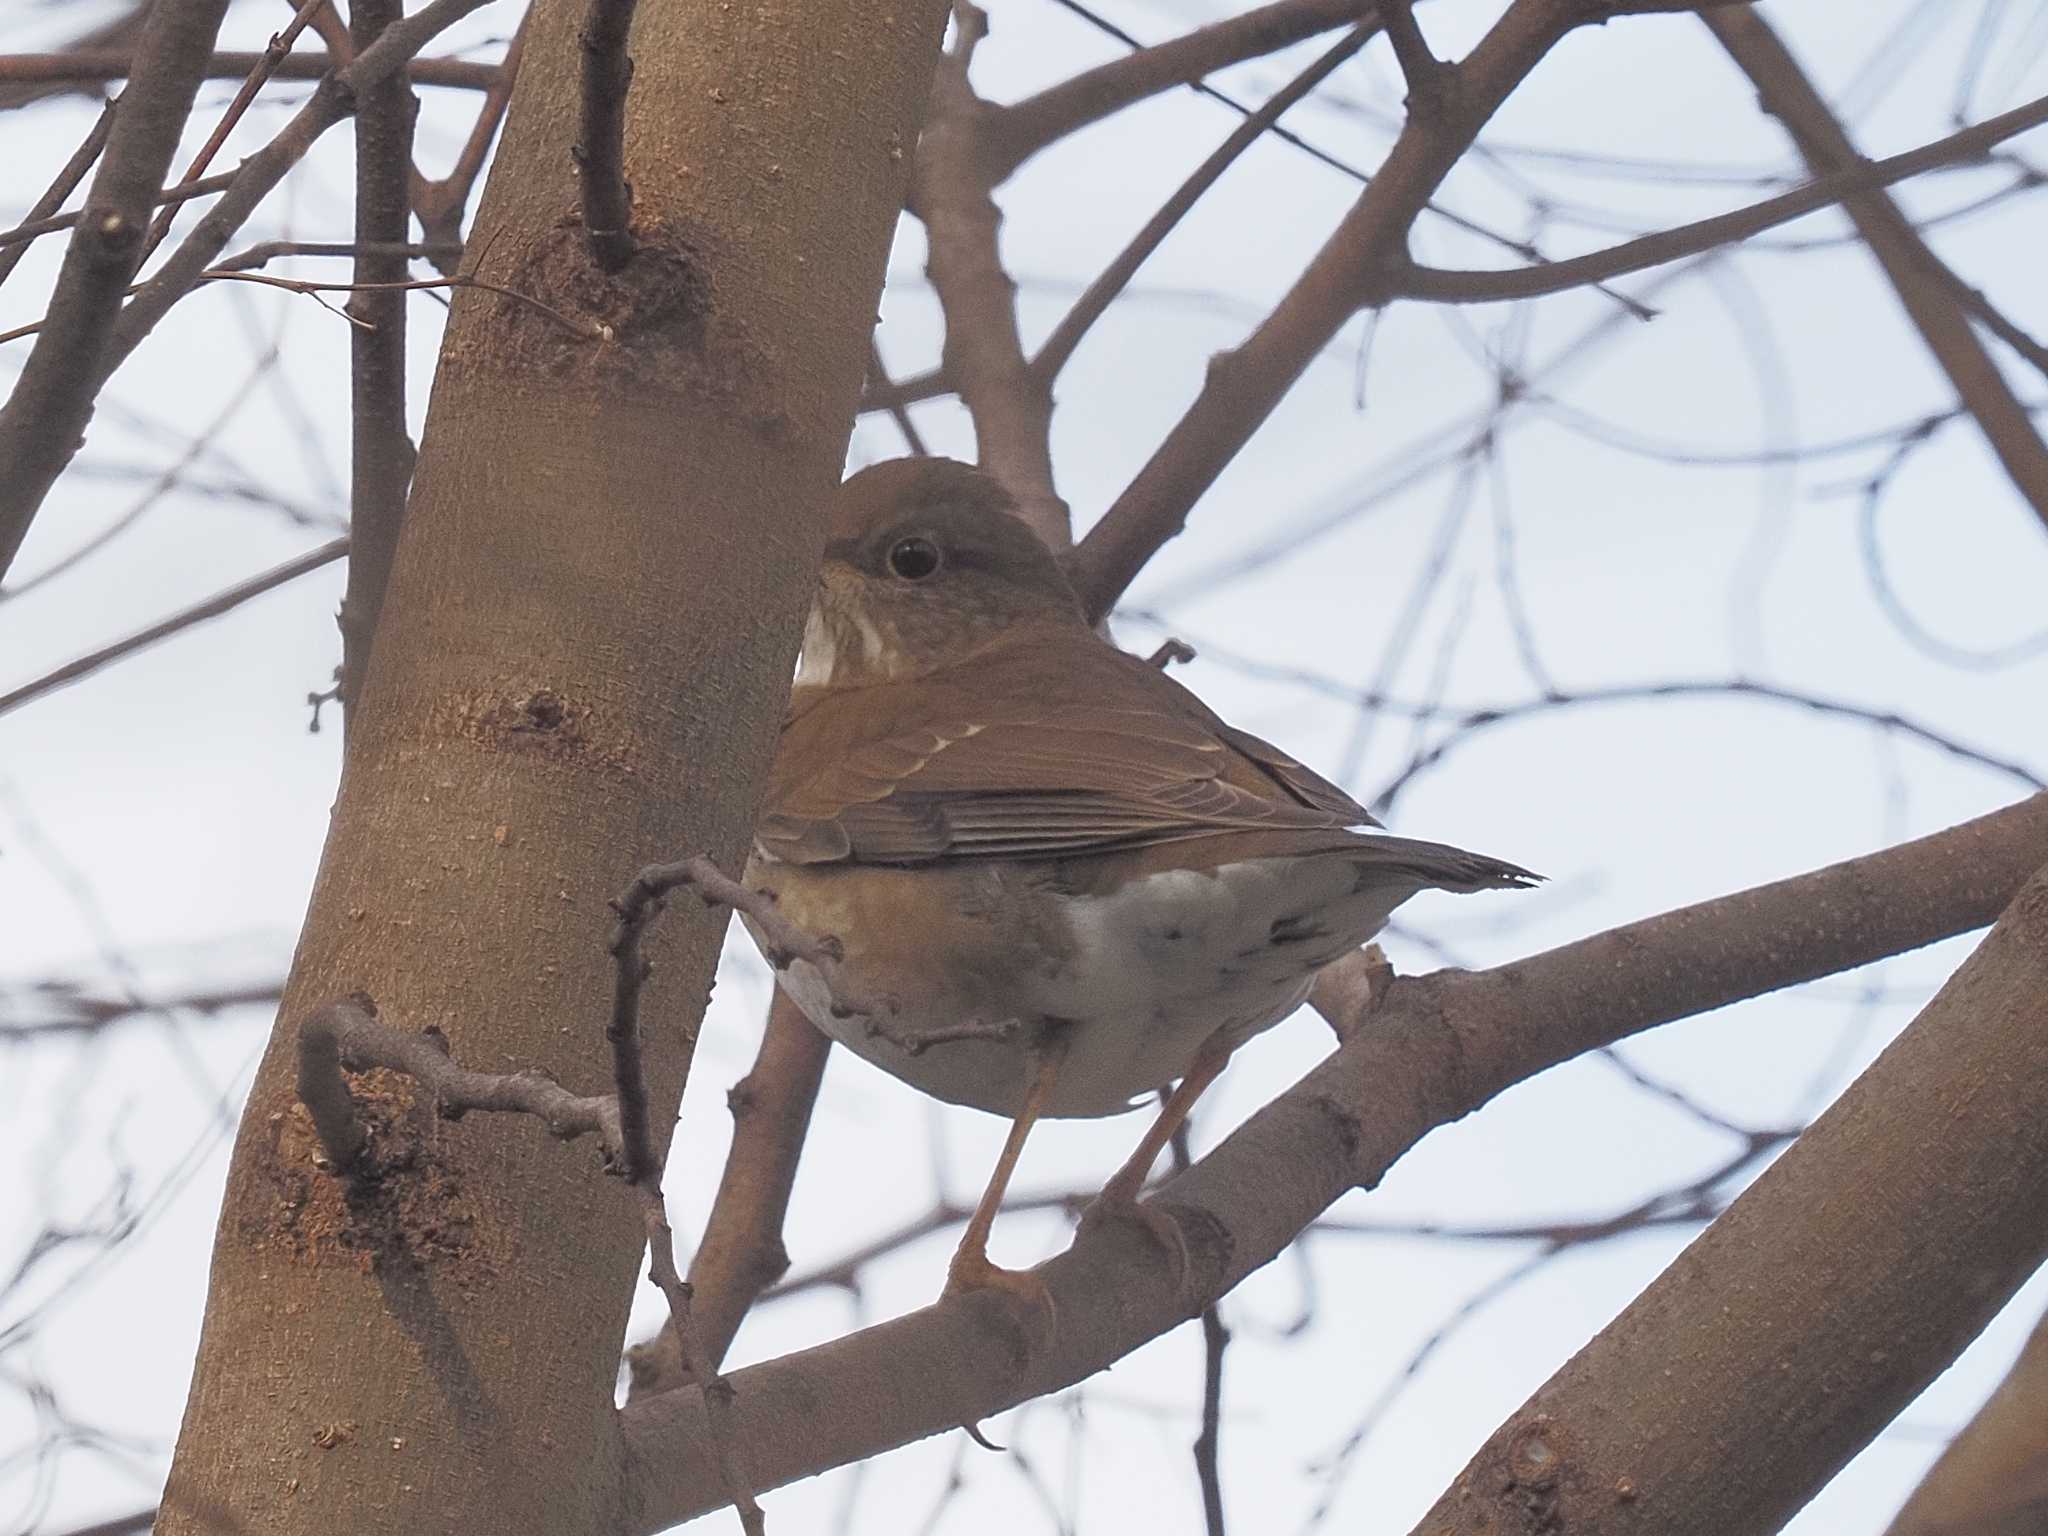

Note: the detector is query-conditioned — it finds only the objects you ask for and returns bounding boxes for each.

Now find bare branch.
[628,991,831,1395]
[0,536,348,719]
[1,980,284,1042]
[411,14,527,263]
[912,1,1065,542]
[618,795,2048,1527]
[868,336,931,456]
[336,0,421,725]
[1705,9,2048,536]
[1066,0,1588,621]
[0,0,500,582]
[1397,90,2048,304]
[1883,1298,2048,1536]
[635,1183,768,1536]
[104,0,504,374]
[138,0,333,261]
[990,0,1366,180]
[1411,857,2048,1536]
[0,49,501,92]
[0,0,235,582]
[1377,0,1448,117]
[577,0,641,269]
[294,994,625,1173]
[1030,25,1372,393]
[0,98,115,292]
[0,170,236,257]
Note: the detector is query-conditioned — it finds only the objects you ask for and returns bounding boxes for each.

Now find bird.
[740,457,1537,1313]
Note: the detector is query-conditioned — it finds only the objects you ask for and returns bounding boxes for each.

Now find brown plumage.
[741,457,1537,1306]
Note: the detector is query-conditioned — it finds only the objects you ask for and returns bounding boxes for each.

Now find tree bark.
[1412,860,2048,1536]
[1883,1298,2048,1536]
[156,2,945,1532]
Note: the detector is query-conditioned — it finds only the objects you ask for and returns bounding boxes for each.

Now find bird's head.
[799,458,1084,688]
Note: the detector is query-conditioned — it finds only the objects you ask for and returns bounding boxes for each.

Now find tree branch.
[1029,25,1372,393]
[989,0,1366,181]
[1395,89,2048,304]
[1882,1298,2048,1536]
[0,49,501,92]
[0,0,234,582]
[912,1,1066,543]
[336,0,420,727]
[617,794,2048,1529]
[1411,856,2048,1536]
[1066,0,1588,621]
[139,0,333,261]
[577,0,640,269]
[1705,8,2048,536]
[294,995,625,1173]
[0,98,115,291]
[627,991,832,1396]
[0,536,348,720]
[410,14,526,265]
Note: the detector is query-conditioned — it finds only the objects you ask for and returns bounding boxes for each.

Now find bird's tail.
[1347,834,1543,894]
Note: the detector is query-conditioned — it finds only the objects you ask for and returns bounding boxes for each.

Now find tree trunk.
[157,3,945,1532]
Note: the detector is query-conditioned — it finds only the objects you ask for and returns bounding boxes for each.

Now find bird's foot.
[944,1245,1057,1351]
[1078,1185,1191,1295]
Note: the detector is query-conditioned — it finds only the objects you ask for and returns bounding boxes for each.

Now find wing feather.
[757,640,1384,866]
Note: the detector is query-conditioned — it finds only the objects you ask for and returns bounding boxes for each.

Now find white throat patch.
[795,603,898,686]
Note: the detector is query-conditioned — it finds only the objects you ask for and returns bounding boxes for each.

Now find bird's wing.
[757,643,1376,865]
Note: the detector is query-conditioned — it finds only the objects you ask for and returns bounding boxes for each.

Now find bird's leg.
[1079,1036,1235,1286]
[944,1033,1067,1324]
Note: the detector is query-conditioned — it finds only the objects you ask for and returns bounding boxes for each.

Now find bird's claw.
[1079,1187,1191,1295]
[944,1246,1057,1353]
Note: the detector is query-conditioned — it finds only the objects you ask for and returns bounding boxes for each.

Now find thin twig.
[412,13,527,265]
[213,238,465,271]
[1029,25,1371,392]
[0,97,116,292]
[0,536,349,719]
[1397,89,2048,305]
[294,995,625,1174]
[0,49,501,91]
[0,265,611,347]
[1065,0,1588,622]
[1706,11,2048,535]
[869,337,930,456]
[638,1185,768,1536]
[0,171,237,256]
[606,863,706,1184]
[1168,1117,1228,1536]
[0,0,236,581]
[577,0,641,269]
[139,0,332,261]
[989,0,1363,180]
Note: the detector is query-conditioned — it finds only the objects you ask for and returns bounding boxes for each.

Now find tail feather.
[1348,833,1542,895]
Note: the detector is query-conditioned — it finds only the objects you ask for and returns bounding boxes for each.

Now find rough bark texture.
[156,2,945,1533]
[1414,861,2048,1536]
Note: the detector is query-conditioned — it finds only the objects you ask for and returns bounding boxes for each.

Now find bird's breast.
[744,847,1401,1119]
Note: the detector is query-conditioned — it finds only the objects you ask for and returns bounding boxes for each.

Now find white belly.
[771,854,1406,1118]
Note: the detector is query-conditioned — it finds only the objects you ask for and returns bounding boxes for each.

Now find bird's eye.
[888,536,942,581]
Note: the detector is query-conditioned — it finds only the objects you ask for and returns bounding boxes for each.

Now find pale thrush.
[742,458,1537,1306]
